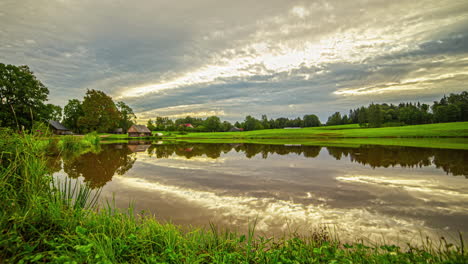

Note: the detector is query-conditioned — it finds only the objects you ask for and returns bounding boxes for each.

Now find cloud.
[1,0,467,121]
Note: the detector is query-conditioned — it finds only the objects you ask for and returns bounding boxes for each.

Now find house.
[181,123,194,128]
[127,125,152,137]
[48,120,72,135]
[229,127,243,132]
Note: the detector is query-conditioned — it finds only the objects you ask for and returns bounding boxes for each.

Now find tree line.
[146,91,467,132]
[325,91,468,127]
[146,114,321,132]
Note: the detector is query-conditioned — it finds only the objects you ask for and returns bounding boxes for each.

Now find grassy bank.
[169,122,468,139]
[102,122,468,149]
[1,131,467,263]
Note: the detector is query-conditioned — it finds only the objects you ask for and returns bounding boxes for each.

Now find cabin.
[127,125,152,137]
[48,120,72,135]
[229,127,243,132]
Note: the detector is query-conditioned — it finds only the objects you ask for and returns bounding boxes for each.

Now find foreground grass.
[1,131,467,263]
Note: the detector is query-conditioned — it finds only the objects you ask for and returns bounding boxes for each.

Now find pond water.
[49,142,468,245]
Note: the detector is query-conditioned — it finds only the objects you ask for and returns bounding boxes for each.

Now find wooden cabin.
[48,120,72,135]
[127,125,152,137]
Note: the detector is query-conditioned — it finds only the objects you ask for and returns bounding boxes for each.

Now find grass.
[0,129,467,263]
[100,122,468,149]
[169,122,468,139]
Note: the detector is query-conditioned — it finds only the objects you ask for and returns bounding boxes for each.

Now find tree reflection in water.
[62,144,137,188]
[48,143,467,189]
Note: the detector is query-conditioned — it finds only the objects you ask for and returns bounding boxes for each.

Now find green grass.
[170,122,468,139]
[107,122,468,150]
[1,130,467,263]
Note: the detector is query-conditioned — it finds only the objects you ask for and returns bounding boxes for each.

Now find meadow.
[1,129,467,263]
[102,122,468,149]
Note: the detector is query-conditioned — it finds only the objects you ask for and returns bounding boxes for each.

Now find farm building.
[229,127,243,132]
[181,123,194,128]
[127,125,152,137]
[48,120,72,135]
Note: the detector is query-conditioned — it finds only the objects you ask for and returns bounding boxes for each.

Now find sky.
[1,0,467,123]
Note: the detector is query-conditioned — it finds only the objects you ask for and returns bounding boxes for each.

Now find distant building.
[114,128,123,134]
[48,120,72,135]
[127,125,152,137]
[181,123,194,128]
[229,127,243,132]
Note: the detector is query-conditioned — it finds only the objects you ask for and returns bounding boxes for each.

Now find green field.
[102,122,468,149]
[171,122,468,139]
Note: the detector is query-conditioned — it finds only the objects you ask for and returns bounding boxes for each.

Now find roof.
[48,120,69,131]
[128,125,151,133]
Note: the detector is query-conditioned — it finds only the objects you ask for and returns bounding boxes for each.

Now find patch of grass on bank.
[1,131,467,263]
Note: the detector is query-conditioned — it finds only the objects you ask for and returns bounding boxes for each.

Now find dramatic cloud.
[1,0,467,121]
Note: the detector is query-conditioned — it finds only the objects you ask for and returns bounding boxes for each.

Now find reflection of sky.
[96,147,468,245]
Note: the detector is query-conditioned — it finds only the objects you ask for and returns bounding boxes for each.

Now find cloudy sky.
[1,0,467,122]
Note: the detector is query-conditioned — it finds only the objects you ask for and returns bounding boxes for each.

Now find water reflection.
[49,143,468,189]
[144,143,467,177]
[51,145,137,188]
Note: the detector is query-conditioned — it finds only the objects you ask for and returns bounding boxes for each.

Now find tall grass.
[56,132,101,155]
[0,130,467,263]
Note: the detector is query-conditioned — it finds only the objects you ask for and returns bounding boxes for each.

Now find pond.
[49,142,468,245]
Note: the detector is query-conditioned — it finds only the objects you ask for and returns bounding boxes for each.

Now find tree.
[261,114,270,129]
[78,89,120,133]
[367,104,383,128]
[147,119,156,131]
[204,116,222,132]
[358,107,368,127]
[326,112,342,126]
[116,101,136,131]
[222,121,233,132]
[44,104,62,121]
[63,99,83,133]
[244,115,263,131]
[0,63,50,130]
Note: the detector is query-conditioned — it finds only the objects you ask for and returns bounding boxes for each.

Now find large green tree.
[44,104,62,121]
[303,114,321,127]
[367,104,383,128]
[204,116,222,132]
[78,89,120,133]
[116,101,136,131]
[63,99,83,132]
[0,63,50,130]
